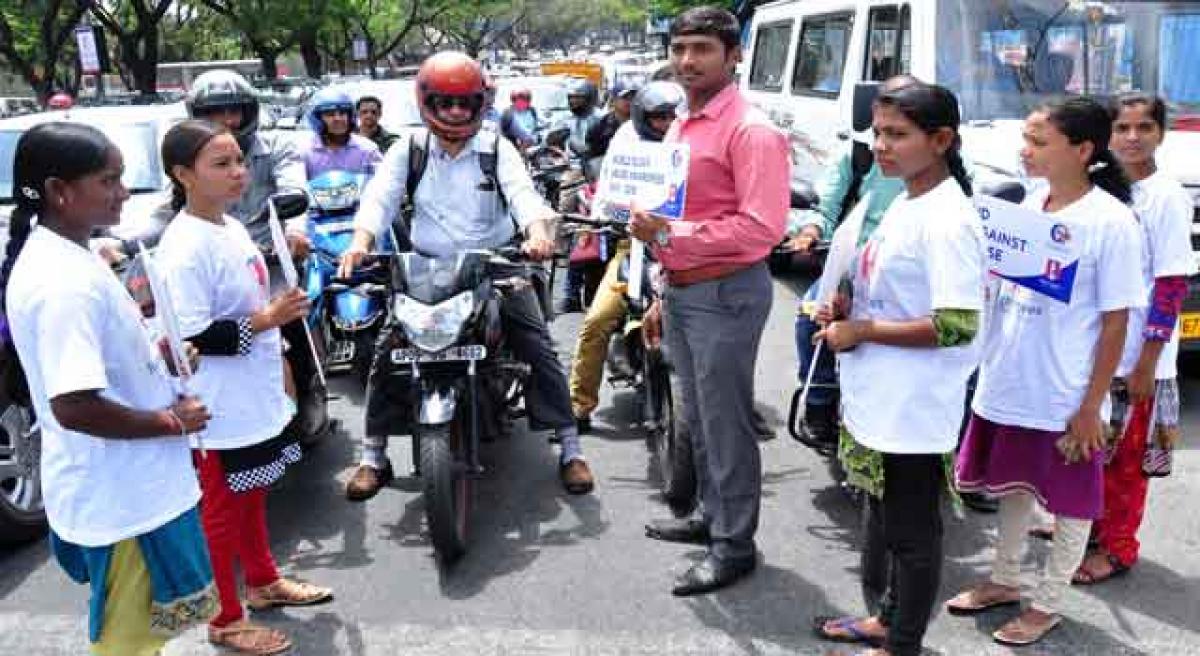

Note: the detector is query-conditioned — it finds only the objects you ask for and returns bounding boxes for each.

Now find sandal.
[247,577,334,610]
[945,582,1021,616]
[208,619,292,655]
[811,615,886,647]
[1072,551,1129,585]
[992,609,1062,646]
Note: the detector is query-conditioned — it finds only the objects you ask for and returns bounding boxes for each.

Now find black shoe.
[645,518,709,544]
[672,553,756,596]
[961,491,1000,513]
[576,416,592,434]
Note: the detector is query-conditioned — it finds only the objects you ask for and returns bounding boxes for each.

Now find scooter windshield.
[395,251,483,305]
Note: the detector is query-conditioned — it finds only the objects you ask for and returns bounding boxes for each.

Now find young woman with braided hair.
[1,122,216,654]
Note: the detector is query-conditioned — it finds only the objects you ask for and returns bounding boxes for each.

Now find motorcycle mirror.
[270,188,310,220]
[976,179,1026,204]
[851,82,881,133]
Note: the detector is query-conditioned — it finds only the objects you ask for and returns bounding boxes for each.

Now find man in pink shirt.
[631,5,790,596]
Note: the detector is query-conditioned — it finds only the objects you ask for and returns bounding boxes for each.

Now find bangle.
[167,408,187,437]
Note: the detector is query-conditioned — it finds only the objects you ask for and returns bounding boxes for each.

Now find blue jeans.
[794,285,837,407]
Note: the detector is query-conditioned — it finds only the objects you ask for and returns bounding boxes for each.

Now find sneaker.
[345,461,394,501]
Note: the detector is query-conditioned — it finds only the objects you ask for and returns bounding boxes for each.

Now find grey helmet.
[631,81,685,142]
[566,77,598,116]
[185,70,261,151]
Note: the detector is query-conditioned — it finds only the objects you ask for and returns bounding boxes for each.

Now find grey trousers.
[663,263,772,560]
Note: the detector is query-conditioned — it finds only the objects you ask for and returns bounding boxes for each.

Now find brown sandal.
[992,609,1063,646]
[247,577,334,610]
[208,619,292,655]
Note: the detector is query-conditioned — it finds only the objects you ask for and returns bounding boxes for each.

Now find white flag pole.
[267,200,327,389]
[137,243,206,458]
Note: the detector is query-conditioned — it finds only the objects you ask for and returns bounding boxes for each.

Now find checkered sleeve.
[188,318,254,356]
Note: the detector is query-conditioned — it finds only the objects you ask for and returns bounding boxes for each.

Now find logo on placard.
[1050,223,1071,244]
[1044,259,1064,281]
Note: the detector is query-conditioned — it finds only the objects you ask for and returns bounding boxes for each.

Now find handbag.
[569,231,604,265]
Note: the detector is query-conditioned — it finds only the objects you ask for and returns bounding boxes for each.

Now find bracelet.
[167,408,187,437]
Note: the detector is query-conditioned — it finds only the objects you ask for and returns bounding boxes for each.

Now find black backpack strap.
[395,129,429,249]
[478,130,507,213]
[838,141,874,223]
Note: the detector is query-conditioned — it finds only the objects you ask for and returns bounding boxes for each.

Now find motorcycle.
[303,170,390,384]
[560,213,696,515]
[363,245,543,563]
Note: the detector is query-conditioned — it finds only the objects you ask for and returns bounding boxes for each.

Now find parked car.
[0,102,186,546]
[0,97,38,119]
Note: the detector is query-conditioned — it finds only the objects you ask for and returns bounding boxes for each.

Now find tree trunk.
[260,50,279,80]
[299,30,323,78]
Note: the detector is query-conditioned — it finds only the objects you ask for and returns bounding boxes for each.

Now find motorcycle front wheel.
[646,352,696,517]
[419,422,471,564]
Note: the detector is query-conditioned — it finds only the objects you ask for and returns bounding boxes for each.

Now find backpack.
[396,127,509,249]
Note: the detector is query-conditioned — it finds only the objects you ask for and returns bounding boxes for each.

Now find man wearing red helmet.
[339,51,594,500]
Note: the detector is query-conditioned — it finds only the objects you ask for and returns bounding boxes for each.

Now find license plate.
[1181,313,1200,340]
[391,345,487,364]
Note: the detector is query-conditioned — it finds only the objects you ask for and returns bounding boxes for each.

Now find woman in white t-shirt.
[1,123,216,654]
[156,120,332,655]
[809,83,985,656]
[947,98,1145,646]
[1072,93,1195,584]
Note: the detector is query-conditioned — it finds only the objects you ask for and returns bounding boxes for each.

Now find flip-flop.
[811,616,885,647]
[992,612,1063,646]
[944,588,1022,616]
[1072,552,1130,585]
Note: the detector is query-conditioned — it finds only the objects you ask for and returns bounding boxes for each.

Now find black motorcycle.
[365,246,545,563]
[560,214,696,514]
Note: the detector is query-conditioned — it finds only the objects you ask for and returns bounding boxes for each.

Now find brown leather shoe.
[560,458,594,495]
[345,461,393,501]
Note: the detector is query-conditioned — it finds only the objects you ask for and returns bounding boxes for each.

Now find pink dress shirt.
[656,83,791,272]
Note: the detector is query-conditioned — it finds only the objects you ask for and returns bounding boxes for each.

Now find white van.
[742,0,1200,340]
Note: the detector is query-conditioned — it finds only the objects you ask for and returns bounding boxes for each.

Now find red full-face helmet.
[47,92,74,110]
[416,51,486,142]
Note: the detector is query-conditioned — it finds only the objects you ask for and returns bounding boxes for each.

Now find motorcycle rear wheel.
[420,423,471,564]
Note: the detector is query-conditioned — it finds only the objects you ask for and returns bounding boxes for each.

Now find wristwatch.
[654,228,671,248]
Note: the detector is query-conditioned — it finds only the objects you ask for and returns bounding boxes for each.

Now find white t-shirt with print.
[838,177,987,454]
[7,227,200,547]
[1117,171,1196,380]
[974,187,1145,432]
[155,212,292,450]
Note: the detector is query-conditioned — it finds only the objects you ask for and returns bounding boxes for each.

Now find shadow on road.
[0,538,49,602]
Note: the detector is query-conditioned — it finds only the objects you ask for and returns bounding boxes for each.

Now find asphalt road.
[1,273,1198,655]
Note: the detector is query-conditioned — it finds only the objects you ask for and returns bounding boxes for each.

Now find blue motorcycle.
[304,170,390,384]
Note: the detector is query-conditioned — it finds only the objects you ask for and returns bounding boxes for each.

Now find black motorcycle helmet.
[566,78,598,117]
[631,81,685,142]
[186,70,260,152]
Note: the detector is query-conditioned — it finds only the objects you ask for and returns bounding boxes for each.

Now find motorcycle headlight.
[393,291,474,353]
[312,183,359,212]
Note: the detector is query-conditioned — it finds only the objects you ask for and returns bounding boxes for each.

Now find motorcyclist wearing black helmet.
[567,81,684,431]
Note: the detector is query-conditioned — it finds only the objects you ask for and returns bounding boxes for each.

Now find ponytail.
[947,138,973,197]
[170,180,187,212]
[1088,148,1132,205]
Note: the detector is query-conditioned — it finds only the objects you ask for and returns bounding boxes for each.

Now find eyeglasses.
[430,95,483,111]
[644,111,676,122]
[512,93,532,101]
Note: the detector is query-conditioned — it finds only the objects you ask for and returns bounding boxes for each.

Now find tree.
[523,0,645,55]
[316,0,447,79]
[434,0,525,59]
[200,0,309,79]
[86,0,174,96]
[159,2,240,63]
[0,0,88,98]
